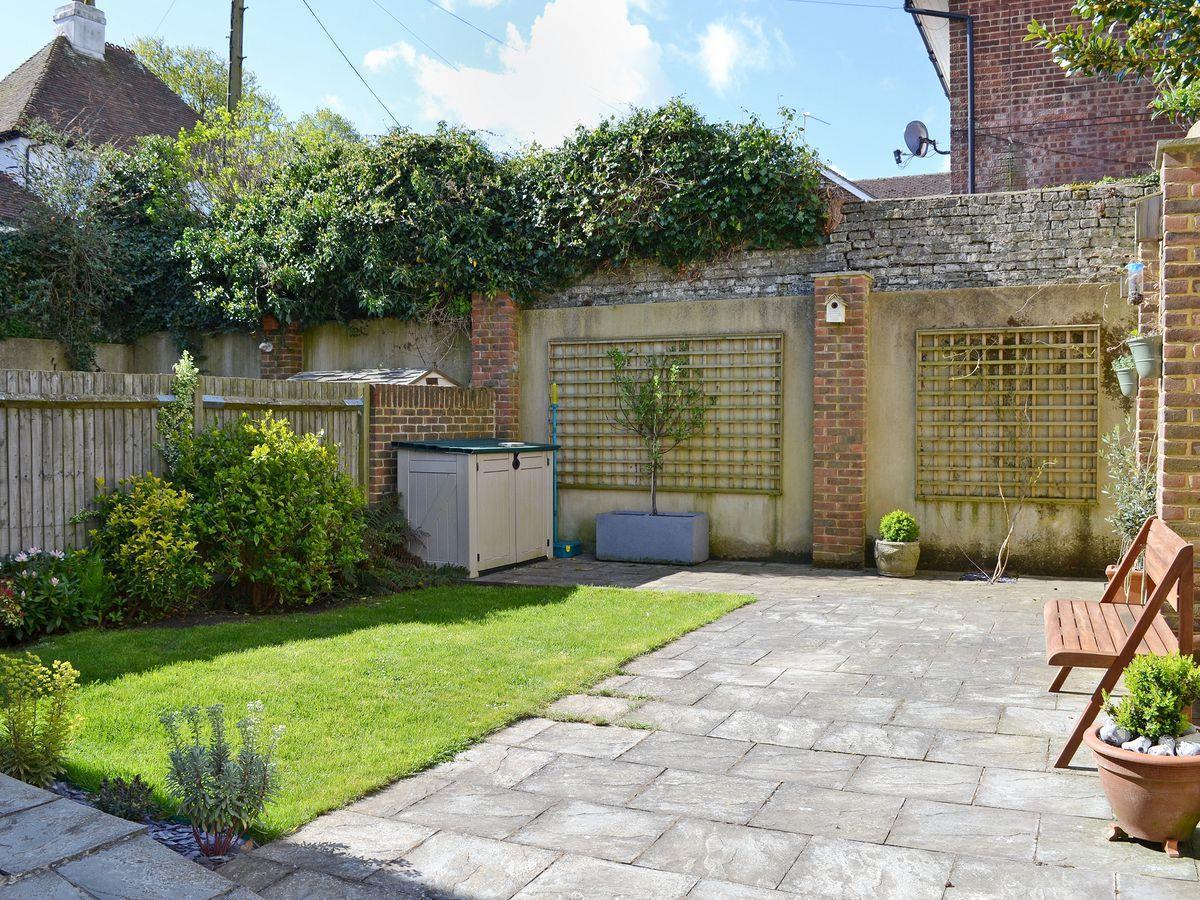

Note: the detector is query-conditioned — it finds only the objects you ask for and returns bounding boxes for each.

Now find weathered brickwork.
[534,183,1148,308]
[811,273,871,568]
[1156,139,1200,589]
[259,315,303,380]
[1136,237,1161,464]
[471,292,519,439]
[945,1,1183,194]
[366,384,495,504]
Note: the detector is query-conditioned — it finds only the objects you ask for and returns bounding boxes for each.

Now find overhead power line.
[151,0,180,36]
[296,0,402,127]
[368,0,458,70]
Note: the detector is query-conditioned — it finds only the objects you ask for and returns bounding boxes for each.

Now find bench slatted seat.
[1045,600,1179,665]
[1044,516,1194,769]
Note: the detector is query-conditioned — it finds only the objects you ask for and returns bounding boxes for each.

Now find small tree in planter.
[607,346,713,515]
[595,346,715,564]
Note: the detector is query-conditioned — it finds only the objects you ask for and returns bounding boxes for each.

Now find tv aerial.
[893,120,950,166]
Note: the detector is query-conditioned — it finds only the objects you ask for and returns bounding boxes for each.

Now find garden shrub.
[96,774,157,822]
[87,475,211,621]
[0,550,108,643]
[358,500,466,592]
[161,702,281,855]
[176,414,365,609]
[1105,652,1200,740]
[878,510,920,543]
[157,351,200,476]
[0,653,80,787]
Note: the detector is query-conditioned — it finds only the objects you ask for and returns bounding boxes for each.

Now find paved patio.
[222,559,1199,899]
[0,773,251,897]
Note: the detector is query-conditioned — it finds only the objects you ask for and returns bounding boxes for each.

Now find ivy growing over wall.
[1,100,829,363]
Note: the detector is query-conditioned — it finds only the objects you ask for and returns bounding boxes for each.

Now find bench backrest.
[1107,516,1194,656]
[1145,518,1192,611]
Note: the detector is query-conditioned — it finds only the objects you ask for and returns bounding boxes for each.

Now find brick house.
[909,1,1186,193]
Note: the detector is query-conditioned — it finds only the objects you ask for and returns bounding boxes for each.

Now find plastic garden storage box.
[395,439,557,577]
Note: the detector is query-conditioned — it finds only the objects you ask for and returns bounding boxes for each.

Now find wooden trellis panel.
[916,325,1101,503]
[549,334,783,494]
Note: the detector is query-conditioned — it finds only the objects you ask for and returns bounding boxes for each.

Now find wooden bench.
[1045,516,1194,768]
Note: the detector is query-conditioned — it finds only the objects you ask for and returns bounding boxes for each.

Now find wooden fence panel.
[0,371,368,556]
[0,370,173,555]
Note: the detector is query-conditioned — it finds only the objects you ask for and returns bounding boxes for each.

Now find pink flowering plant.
[0,549,105,643]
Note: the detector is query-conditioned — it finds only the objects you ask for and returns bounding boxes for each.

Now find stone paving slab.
[0,774,251,897]
[221,561,1200,898]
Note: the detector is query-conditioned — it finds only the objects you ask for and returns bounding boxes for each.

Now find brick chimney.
[54,2,106,61]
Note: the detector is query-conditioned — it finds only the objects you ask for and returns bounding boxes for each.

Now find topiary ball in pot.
[875,510,920,578]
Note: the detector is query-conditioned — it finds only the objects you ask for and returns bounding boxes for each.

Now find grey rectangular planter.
[595,511,709,565]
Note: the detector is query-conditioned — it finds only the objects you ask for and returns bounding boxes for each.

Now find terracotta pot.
[875,540,919,578]
[1104,564,1145,603]
[1083,726,1200,857]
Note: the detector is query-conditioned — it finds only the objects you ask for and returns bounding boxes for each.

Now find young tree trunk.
[650,464,659,516]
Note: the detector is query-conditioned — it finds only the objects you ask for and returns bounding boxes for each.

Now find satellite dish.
[904,121,930,158]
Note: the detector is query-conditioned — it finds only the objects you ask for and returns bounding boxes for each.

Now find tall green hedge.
[1,101,829,361]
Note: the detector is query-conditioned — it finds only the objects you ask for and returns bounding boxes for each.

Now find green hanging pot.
[1113,360,1139,398]
[1127,334,1162,379]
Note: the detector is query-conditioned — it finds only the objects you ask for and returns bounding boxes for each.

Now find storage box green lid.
[393,438,558,454]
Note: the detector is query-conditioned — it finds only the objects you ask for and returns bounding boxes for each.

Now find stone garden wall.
[534,181,1149,308]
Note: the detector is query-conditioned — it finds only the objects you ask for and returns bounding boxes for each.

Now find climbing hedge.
[2,101,829,358]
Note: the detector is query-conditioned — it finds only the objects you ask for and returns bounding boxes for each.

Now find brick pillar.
[1156,137,1200,590]
[811,272,871,568]
[259,315,303,380]
[471,292,519,439]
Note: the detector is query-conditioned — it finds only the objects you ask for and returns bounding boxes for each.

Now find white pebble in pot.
[1121,736,1153,753]
[1100,723,1131,746]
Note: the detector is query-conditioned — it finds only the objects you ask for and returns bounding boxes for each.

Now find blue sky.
[6,0,951,180]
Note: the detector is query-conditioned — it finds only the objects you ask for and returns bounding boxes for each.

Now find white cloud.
[382,0,667,145]
[363,41,416,73]
[319,94,347,113]
[692,16,789,94]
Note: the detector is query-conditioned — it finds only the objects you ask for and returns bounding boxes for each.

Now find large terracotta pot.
[1084,726,1200,857]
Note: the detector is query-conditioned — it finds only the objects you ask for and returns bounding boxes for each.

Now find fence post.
[359,380,371,495]
[192,374,206,435]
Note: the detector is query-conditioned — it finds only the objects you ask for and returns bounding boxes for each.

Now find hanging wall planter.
[1127,332,1163,380]
[1113,354,1139,398]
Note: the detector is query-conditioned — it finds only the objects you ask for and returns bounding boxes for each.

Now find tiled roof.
[0,173,41,224]
[854,171,952,200]
[0,37,198,147]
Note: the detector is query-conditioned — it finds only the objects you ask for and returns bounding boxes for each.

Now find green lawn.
[23,584,747,838]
